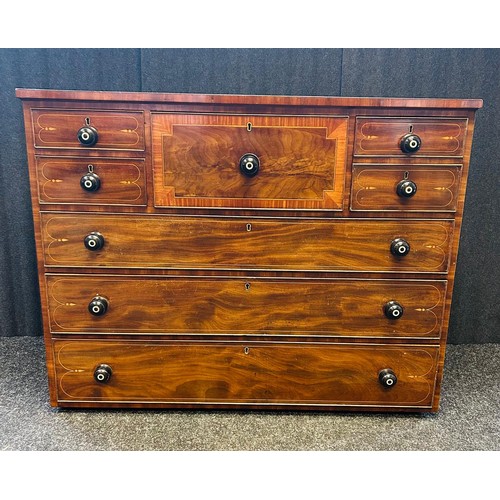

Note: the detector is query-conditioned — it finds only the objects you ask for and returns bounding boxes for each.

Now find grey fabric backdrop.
[0,48,498,342]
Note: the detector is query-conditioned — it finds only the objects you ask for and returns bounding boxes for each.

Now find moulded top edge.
[14,88,484,110]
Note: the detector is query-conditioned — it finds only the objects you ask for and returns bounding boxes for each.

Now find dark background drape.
[0,48,498,342]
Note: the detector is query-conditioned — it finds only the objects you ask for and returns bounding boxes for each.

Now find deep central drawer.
[40,214,454,273]
[46,275,446,339]
[53,340,439,408]
[152,113,348,210]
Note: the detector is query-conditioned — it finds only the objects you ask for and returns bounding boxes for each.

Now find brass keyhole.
[246,223,252,232]
[245,282,251,291]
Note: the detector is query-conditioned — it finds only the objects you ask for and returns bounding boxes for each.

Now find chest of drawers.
[16,89,482,411]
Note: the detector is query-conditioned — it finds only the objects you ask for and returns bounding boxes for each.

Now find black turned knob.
[80,172,101,192]
[400,133,421,153]
[396,179,417,198]
[77,125,98,146]
[239,153,260,177]
[384,300,404,320]
[378,369,397,388]
[390,238,411,257]
[88,296,108,316]
[94,364,112,383]
[84,232,105,251]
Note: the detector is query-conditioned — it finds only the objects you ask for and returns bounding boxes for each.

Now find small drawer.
[152,113,348,210]
[40,214,454,273]
[31,109,145,151]
[46,275,447,339]
[351,164,462,212]
[354,117,468,157]
[53,340,439,408]
[35,157,147,206]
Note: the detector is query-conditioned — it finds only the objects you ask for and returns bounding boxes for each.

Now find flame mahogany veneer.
[16,89,482,411]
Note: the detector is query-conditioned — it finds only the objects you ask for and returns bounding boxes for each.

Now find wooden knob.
[77,125,98,146]
[378,369,397,388]
[94,364,112,383]
[239,153,260,177]
[88,296,108,316]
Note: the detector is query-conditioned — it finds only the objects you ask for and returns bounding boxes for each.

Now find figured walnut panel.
[54,340,439,407]
[47,276,446,338]
[152,113,348,210]
[354,117,468,157]
[31,109,145,151]
[36,157,146,206]
[351,165,462,212]
[41,214,454,273]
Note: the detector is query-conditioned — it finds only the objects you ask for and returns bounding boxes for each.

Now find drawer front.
[36,157,147,206]
[351,165,461,212]
[152,113,348,210]
[31,109,145,151]
[41,214,454,273]
[47,276,447,339]
[354,117,467,157]
[53,340,439,408]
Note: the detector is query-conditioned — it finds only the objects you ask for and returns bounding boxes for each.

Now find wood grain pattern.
[46,276,446,338]
[16,89,482,411]
[351,164,462,211]
[31,109,145,151]
[36,157,146,205]
[354,117,468,157]
[152,113,347,209]
[53,340,439,407]
[15,88,483,109]
[41,214,454,273]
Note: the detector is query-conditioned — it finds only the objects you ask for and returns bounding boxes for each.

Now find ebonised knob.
[390,238,411,257]
[400,133,421,153]
[396,179,417,198]
[88,296,108,316]
[77,125,98,146]
[94,364,112,383]
[84,232,105,251]
[80,172,101,192]
[239,153,260,177]
[378,368,397,388]
[384,300,404,320]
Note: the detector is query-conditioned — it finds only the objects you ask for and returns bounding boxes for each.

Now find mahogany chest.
[16,89,482,411]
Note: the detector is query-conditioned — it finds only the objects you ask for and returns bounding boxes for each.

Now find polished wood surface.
[41,214,454,273]
[16,89,482,411]
[53,340,439,408]
[16,88,484,109]
[31,109,145,151]
[36,157,147,206]
[354,118,468,157]
[46,276,446,338]
[351,165,462,211]
[152,114,347,209]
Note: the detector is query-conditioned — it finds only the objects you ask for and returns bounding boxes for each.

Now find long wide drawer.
[47,276,446,339]
[40,214,454,273]
[53,340,439,408]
